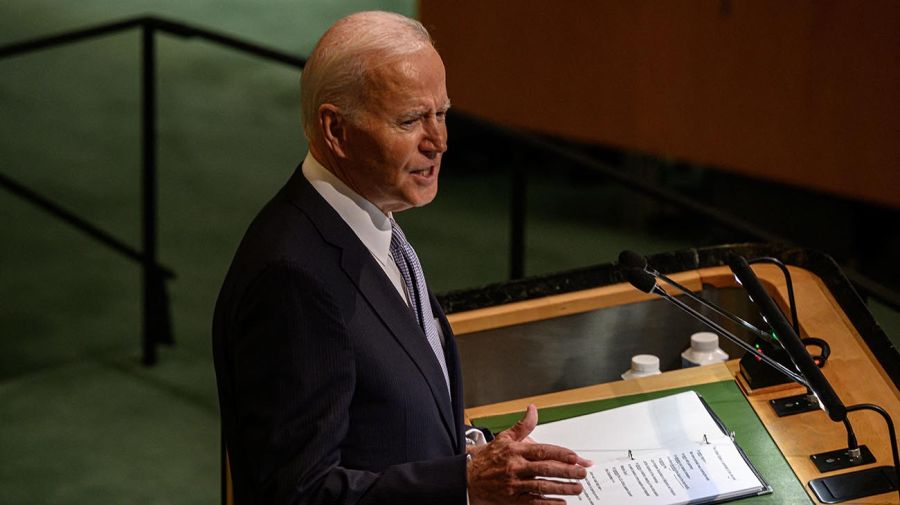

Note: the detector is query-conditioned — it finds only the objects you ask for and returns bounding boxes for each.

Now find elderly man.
[212,11,589,505]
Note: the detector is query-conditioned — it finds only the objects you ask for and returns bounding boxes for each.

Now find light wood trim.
[447,271,702,335]
[465,362,735,423]
[462,264,899,503]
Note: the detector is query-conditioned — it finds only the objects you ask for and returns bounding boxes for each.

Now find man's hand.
[467,404,591,504]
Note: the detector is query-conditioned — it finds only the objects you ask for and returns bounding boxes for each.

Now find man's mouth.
[410,166,436,178]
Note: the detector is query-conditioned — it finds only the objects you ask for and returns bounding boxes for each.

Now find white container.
[681,332,729,368]
[621,354,662,380]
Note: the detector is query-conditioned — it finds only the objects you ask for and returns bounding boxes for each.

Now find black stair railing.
[0,16,306,365]
[1,16,897,369]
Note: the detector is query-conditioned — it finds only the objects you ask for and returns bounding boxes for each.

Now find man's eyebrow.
[399,101,451,119]
[398,110,427,121]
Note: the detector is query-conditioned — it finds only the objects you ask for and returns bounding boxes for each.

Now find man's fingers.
[469,431,592,505]
[518,460,588,480]
[518,442,579,463]
[519,478,584,497]
[576,455,594,467]
[527,498,568,505]
[498,403,539,442]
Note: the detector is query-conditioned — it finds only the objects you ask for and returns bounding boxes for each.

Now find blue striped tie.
[389,218,451,398]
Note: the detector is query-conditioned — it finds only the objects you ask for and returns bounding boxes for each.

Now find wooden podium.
[445,245,899,504]
[222,245,897,504]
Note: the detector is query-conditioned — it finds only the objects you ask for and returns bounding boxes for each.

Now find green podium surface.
[471,380,811,504]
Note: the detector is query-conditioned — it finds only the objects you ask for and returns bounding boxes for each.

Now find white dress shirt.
[302,152,410,306]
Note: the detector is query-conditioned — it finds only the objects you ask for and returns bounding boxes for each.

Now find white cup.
[621,354,662,380]
[681,332,729,367]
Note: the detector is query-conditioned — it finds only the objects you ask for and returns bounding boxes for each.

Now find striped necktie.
[389,218,451,398]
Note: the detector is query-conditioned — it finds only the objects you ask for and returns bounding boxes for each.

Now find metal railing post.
[509,165,526,280]
[141,21,172,365]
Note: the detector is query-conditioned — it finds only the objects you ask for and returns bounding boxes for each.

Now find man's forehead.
[361,49,448,110]
[364,48,442,82]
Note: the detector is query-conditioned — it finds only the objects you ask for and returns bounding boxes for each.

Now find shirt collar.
[302,152,393,267]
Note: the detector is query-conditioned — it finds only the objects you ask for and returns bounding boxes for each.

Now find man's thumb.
[499,403,538,442]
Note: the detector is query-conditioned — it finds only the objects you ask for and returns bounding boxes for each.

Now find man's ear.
[319,104,349,158]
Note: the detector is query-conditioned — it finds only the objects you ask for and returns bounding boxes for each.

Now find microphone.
[618,250,775,343]
[623,266,807,386]
[727,254,847,422]
[618,250,647,270]
[624,266,657,294]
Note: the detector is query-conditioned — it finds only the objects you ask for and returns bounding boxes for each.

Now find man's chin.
[390,189,438,213]
[413,186,439,208]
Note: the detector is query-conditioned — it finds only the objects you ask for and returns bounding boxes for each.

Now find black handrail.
[0,16,307,66]
[0,16,307,365]
[1,15,897,369]
[0,18,144,58]
[0,171,174,278]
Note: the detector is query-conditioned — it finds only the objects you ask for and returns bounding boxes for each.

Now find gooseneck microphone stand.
[619,250,898,502]
[727,254,898,502]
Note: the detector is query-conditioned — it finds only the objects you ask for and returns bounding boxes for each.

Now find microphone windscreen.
[618,250,647,270]
[726,253,750,273]
[625,267,657,294]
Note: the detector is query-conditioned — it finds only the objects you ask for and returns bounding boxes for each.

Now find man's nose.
[420,120,448,157]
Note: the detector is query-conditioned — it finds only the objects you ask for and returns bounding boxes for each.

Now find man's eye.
[436,111,447,121]
[400,118,418,127]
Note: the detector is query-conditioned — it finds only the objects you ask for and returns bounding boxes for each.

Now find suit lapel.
[283,167,458,446]
[351,260,458,447]
[431,291,466,453]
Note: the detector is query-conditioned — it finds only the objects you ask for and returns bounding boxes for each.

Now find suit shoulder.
[238,192,336,265]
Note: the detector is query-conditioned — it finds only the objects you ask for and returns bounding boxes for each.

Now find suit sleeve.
[228,261,467,505]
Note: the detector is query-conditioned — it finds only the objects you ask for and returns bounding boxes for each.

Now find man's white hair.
[300,11,433,142]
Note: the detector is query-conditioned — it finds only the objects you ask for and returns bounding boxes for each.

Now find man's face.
[332,46,449,214]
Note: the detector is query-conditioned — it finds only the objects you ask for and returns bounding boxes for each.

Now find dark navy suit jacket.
[212,166,468,504]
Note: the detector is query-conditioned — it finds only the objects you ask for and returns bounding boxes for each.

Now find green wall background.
[1,3,420,503]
